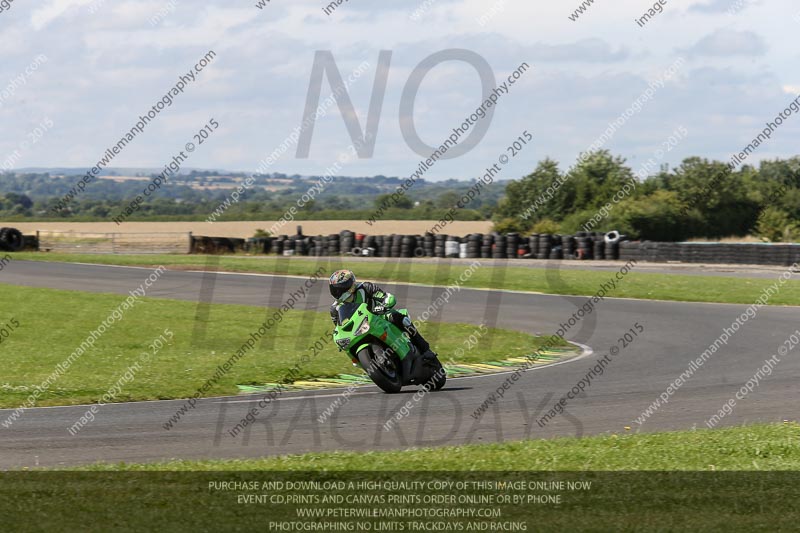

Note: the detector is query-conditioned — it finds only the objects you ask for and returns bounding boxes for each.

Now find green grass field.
[77,423,800,471]
[5,425,797,532]
[12,252,800,306]
[0,284,554,408]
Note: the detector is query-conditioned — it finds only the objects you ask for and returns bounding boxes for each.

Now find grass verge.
[0,284,555,409]
[77,423,800,471]
[11,252,800,305]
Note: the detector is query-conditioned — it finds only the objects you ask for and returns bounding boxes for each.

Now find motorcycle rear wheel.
[357,344,403,393]
[424,357,447,391]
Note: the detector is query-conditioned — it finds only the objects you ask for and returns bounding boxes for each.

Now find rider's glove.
[372,304,385,314]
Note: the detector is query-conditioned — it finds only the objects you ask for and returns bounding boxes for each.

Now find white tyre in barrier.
[604,231,621,244]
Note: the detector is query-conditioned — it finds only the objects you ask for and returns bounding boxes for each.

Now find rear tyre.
[357,345,402,393]
[425,359,447,391]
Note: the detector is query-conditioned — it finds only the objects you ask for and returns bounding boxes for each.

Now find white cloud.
[685,29,767,57]
[0,0,796,178]
[30,0,93,31]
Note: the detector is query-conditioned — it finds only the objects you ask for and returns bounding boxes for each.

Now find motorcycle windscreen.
[336,301,359,325]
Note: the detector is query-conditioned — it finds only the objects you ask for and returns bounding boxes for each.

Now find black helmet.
[329,269,356,303]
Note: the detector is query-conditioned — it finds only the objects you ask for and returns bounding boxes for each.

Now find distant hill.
[0,169,504,222]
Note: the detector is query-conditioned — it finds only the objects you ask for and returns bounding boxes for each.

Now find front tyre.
[357,345,402,393]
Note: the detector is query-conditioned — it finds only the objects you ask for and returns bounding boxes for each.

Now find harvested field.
[0,220,494,239]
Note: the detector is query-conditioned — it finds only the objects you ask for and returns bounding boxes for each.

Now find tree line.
[2,153,799,242]
[494,151,800,242]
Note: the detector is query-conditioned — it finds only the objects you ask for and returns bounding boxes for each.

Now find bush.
[754,207,800,243]
[612,191,698,241]
[531,218,561,235]
[492,217,529,234]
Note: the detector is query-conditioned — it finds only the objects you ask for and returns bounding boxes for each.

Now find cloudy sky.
[0,0,797,181]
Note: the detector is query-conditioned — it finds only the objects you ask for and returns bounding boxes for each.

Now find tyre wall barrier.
[189,226,799,267]
[619,241,800,267]
[16,223,796,267]
[212,228,800,266]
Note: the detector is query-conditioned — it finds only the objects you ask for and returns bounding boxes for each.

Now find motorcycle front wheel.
[357,344,403,393]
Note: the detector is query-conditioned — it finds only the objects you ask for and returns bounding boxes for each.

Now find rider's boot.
[401,315,434,357]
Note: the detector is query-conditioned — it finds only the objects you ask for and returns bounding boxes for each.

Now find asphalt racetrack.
[0,260,797,468]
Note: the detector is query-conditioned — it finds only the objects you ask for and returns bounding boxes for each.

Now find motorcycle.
[333,301,446,393]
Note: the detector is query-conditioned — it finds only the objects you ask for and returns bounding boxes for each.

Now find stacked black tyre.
[391,235,402,258]
[549,235,563,260]
[466,234,482,259]
[493,234,507,259]
[563,235,576,259]
[363,235,378,256]
[481,234,493,259]
[423,233,435,257]
[434,234,447,258]
[355,233,365,252]
[0,228,24,252]
[537,234,552,260]
[593,232,606,260]
[373,236,383,257]
[308,236,322,257]
[575,232,593,260]
[340,231,355,254]
[381,235,392,257]
[400,235,416,258]
[293,234,309,256]
[305,236,316,256]
[529,234,539,258]
[273,236,286,256]
[506,233,519,260]
[326,233,340,255]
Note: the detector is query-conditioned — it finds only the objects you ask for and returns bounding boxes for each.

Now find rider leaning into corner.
[328,269,438,359]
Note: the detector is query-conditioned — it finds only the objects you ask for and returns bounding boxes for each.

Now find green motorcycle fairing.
[332,301,412,366]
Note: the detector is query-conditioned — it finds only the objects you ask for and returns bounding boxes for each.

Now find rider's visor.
[337,288,355,303]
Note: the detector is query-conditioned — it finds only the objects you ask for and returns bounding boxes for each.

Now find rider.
[328,269,435,357]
